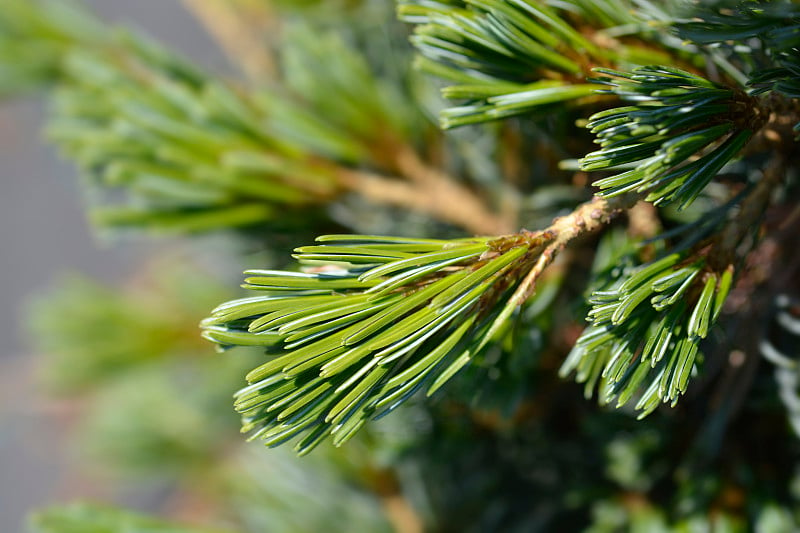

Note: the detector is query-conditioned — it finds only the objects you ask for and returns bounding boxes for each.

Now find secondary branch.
[336,166,515,236]
[509,192,640,305]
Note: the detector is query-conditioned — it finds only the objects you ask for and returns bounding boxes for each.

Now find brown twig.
[510,192,640,305]
[381,494,424,533]
[627,201,662,240]
[181,0,278,79]
[336,164,514,236]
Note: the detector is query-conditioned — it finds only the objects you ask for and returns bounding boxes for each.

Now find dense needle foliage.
[3,0,800,531]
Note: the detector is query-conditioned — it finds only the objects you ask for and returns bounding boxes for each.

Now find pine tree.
[4,0,800,531]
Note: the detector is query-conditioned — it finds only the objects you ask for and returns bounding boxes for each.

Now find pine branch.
[561,249,735,415]
[678,1,800,47]
[399,0,604,127]
[398,0,709,127]
[10,0,800,527]
[201,193,632,453]
[678,0,800,133]
[561,144,791,415]
[581,66,767,209]
[47,39,341,233]
[2,1,507,235]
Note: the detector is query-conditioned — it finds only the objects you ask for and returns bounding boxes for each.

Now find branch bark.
[510,192,640,305]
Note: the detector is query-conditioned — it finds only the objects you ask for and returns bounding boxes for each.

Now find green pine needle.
[47,41,346,234]
[399,0,614,127]
[560,252,735,416]
[581,66,756,209]
[202,232,553,453]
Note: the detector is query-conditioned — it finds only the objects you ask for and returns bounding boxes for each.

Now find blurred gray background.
[0,3,229,531]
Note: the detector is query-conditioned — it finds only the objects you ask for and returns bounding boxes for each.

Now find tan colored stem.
[548,192,637,242]
[627,201,662,239]
[381,495,424,533]
[512,193,639,305]
[394,144,516,234]
[336,164,514,236]
[181,0,277,79]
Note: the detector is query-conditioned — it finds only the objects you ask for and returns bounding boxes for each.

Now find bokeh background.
[0,3,226,531]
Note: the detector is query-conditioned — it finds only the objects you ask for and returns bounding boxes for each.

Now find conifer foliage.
[4,0,800,531]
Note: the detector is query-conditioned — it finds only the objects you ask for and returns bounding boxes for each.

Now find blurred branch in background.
[181,0,279,80]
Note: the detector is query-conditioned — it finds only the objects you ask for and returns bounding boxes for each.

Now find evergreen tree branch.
[581,66,770,210]
[181,0,279,80]
[2,1,508,236]
[678,0,800,134]
[510,192,639,305]
[399,0,607,127]
[398,0,717,127]
[201,192,635,452]
[11,0,800,526]
[45,40,343,234]
[678,1,800,47]
[561,252,735,415]
[561,144,792,415]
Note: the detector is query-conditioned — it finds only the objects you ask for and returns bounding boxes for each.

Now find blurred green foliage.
[30,503,236,533]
